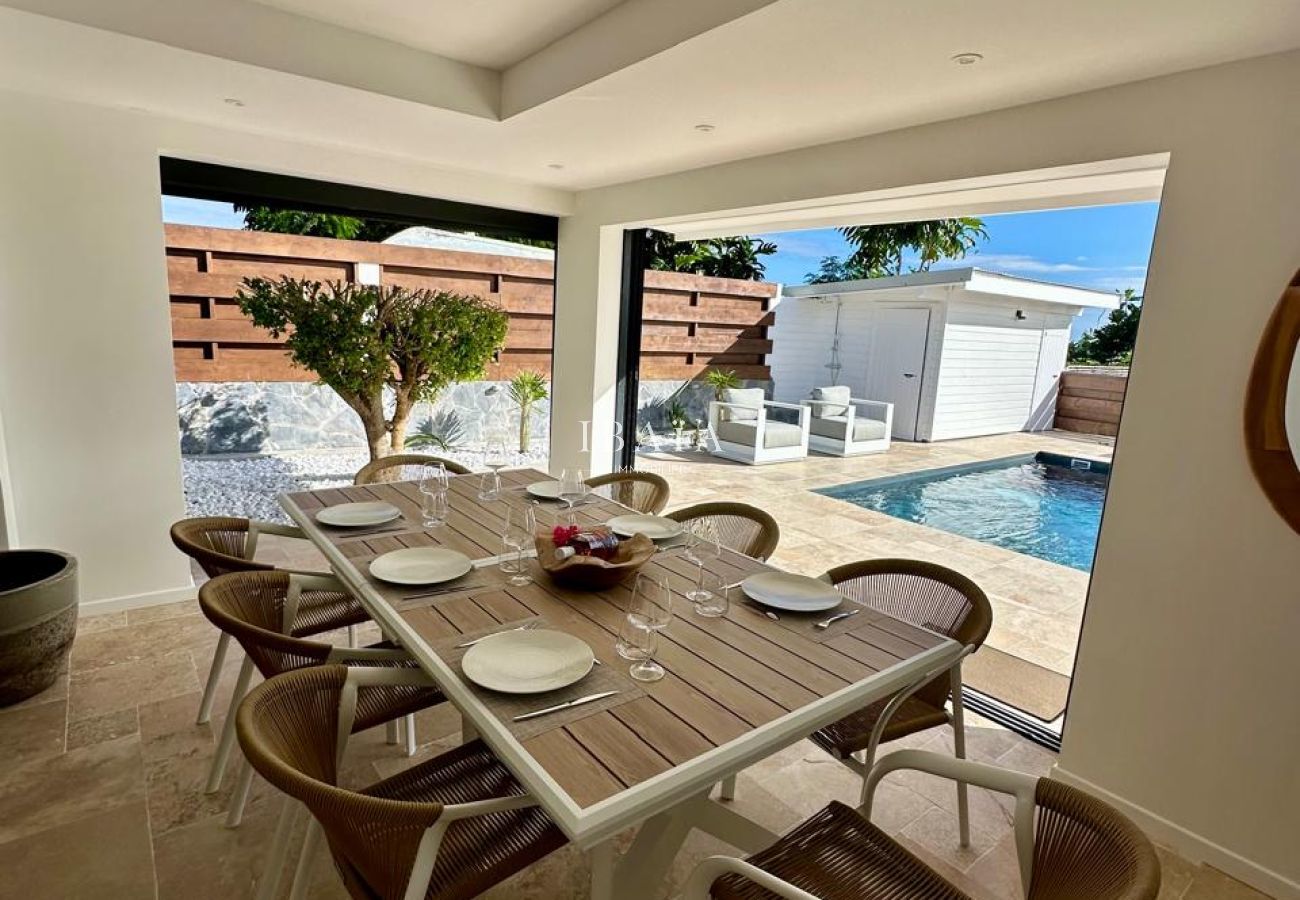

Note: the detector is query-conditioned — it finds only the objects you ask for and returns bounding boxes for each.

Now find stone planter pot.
[0,550,78,707]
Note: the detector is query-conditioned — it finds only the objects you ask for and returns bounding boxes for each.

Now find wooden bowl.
[535,532,656,590]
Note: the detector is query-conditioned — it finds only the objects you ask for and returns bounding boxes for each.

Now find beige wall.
[0,90,569,608]
[554,51,1300,895]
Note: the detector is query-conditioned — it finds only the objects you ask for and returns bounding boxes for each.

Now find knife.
[512,690,620,722]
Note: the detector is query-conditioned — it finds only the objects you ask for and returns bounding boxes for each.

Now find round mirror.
[1244,271,1300,534]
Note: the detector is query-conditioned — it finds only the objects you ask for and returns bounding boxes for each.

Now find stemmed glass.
[557,468,587,525]
[479,435,509,501]
[624,573,672,682]
[418,463,449,528]
[682,519,721,603]
[499,503,537,587]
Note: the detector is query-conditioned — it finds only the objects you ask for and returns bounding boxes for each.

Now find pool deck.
[639,430,1115,683]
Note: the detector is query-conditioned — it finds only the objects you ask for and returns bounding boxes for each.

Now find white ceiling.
[1,0,1297,195]
[247,0,627,69]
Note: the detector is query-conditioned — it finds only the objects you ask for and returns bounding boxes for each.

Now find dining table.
[280,467,964,899]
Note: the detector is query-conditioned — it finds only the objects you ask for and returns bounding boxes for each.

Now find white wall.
[929,300,1069,440]
[0,90,569,608]
[555,51,1300,895]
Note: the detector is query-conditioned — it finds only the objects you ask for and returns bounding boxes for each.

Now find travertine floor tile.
[0,801,155,899]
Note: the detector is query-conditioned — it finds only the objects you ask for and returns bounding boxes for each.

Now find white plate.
[369,548,473,586]
[526,480,563,500]
[315,501,401,528]
[742,572,844,612]
[607,514,683,541]
[461,630,595,694]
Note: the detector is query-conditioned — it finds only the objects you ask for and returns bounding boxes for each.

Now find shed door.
[864,308,930,440]
[1028,326,1071,431]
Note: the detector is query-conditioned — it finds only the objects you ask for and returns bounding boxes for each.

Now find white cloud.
[962,253,1092,273]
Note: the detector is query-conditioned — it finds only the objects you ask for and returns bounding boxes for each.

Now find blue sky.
[757,202,1159,338]
[163,196,1158,339]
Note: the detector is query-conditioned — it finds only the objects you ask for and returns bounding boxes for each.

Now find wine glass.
[683,519,721,603]
[499,504,537,586]
[420,488,448,528]
[557,468,587,525]
[693,571,730,618]
[419,462,448,496]
[625,573,672,682]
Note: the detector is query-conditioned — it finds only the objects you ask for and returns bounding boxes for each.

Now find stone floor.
[641,430,1115,685]
[0,597,1271,899]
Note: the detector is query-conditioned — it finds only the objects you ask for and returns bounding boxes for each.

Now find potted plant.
[667,400,690,446]
[0,550,77,706]
[508,371,549,453]
[704,368,741,400]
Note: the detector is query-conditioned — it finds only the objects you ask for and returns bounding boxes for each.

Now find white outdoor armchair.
[805,385,893,455]
[708,387,810,465]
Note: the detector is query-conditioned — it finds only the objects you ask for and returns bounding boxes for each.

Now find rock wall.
[177,382,551,455]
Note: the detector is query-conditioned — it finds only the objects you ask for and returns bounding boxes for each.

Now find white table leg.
[589,839,616,900]
[694,798,779,853]
[612,792,708,895]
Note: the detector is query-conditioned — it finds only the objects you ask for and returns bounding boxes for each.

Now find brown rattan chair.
[666,501,780,562]
[199,570,446,829]
[237,665,566,900]
[806,558,992,845]
[587,470,671,514]
[685,749,1160,900]
[171,516,369,725]
[354,453,472,485]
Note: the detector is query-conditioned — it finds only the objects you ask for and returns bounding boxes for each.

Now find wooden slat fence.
[165,225,776,383]
[1054,368,1128,436]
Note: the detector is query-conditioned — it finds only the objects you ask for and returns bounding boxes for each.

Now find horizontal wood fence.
[1054,368,1128,436]
[165,225,776,383]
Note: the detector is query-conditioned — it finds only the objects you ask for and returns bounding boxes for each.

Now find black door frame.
[613,229,650,471]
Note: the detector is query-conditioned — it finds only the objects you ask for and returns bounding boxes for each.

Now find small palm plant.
[508,371,549,453]
[704,368,741,400]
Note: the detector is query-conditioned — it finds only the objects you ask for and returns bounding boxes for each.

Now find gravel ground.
[182,446,549,522]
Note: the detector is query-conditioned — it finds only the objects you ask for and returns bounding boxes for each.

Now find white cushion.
[721,388,764,422]
[811,385,851,418]
[717,420,805,449]
[810,416,888,442]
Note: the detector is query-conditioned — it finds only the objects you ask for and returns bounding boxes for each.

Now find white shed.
[770,268,1119,441]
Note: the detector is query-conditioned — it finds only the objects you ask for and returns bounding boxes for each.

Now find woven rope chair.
[171,516,369,726]
[586,470,671,514]
[666,501,780,562]
[806,558,992,845]
[237,665,566,900]
[354,453,472,485]
[198,571,445,830]
[685,749,1160,900]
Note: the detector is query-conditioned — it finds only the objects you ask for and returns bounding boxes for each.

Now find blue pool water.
[818,453,1109,571]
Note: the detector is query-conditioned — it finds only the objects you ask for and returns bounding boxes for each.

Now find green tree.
[645,232,777,280]
[236,278,508,461]
[1068,289,1142,365]
[236,205,414,242]
[804,255,876,284]
[839,218,988,276]
[703,368,741,399]
[507,371,549,453]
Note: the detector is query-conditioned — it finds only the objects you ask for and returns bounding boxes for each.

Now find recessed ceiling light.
[951,52,983,66]
[694,123,716,133]
[223,97,245,107]
[547,163,565,170]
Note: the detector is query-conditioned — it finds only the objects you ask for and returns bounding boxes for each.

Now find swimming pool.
[818,452,1110,571]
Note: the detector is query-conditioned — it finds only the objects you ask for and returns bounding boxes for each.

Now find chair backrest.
[587,471,671,515]
[666,501,780,561]
[237,665,445,899]
[823,558,992,709]
[198,571,335,677]
[354,453,471,485]
[1028,778,1160,900]
[170,516,270,579]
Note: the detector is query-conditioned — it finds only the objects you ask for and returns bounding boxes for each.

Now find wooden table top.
[282,468,960,844]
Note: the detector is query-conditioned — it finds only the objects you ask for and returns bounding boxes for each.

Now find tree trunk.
[389,386,415,455]
[518,403,531,453]
[349,394,390,463]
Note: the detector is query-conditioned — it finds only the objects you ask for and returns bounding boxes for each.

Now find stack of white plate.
[607,514,683,542]
[461,630,595,694]
[315,501,401,527]
[741,572,843,612]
